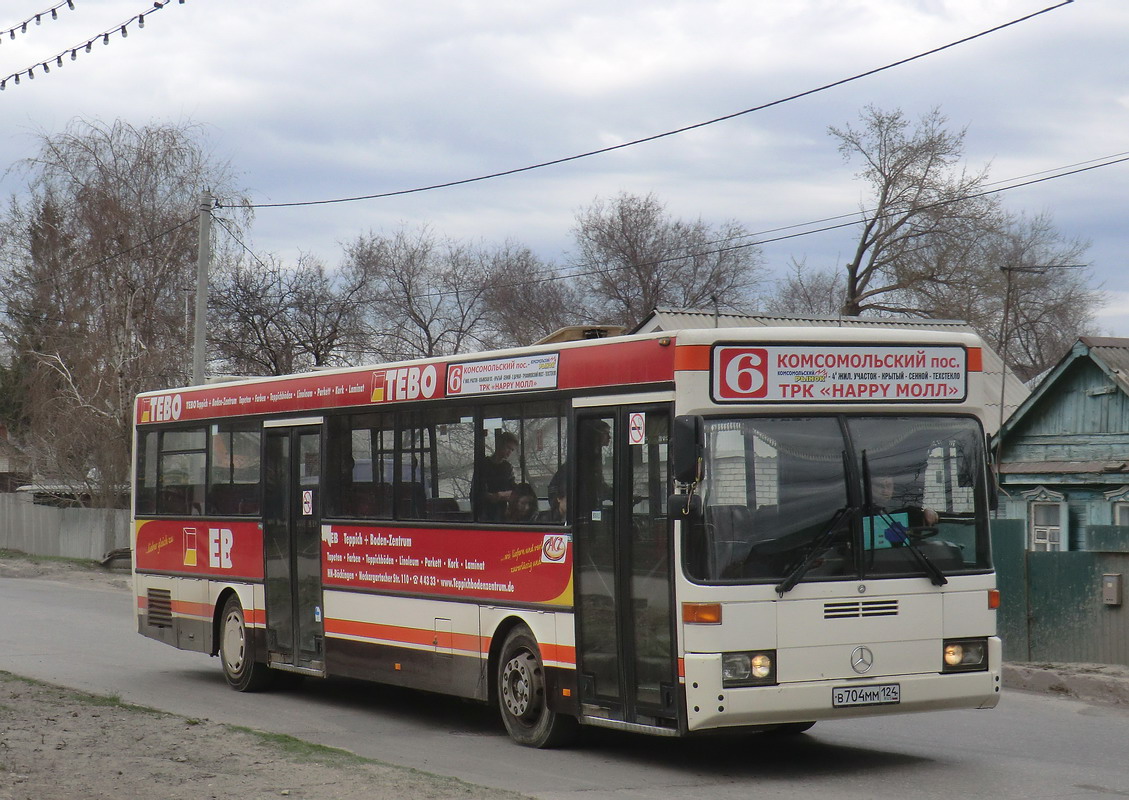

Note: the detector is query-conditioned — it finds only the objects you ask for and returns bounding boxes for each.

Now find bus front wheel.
[219,595,273,692]
[497,626,577,748]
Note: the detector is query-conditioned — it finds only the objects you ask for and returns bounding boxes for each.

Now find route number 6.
[715,347,769,400]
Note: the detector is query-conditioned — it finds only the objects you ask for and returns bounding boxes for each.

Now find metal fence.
[0,494,129,562]
[993,519,1129,666]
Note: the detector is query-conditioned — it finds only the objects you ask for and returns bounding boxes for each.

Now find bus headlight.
[942,638,988,672]
[722,650,777,686]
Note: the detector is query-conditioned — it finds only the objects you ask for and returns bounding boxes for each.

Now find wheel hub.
[502,652,537,719]
[223,611,246,671]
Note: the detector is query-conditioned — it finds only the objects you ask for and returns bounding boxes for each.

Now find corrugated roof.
[633,308,974,332]
[1080,337,1129,396]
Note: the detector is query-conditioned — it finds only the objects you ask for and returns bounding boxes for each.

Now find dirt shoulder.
[0,553,526,800]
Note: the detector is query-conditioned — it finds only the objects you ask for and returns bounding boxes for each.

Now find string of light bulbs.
[0,0,184,91]
[0,0,76,44]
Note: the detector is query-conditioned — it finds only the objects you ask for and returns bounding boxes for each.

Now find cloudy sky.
[2,0,1126,333]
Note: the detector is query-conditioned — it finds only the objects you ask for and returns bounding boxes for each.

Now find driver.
[871,474,939,527]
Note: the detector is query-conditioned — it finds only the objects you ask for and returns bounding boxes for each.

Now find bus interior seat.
[426,497,470,521]
[395,482,428,519]
[209,484,259,516]
[339,483,392,518]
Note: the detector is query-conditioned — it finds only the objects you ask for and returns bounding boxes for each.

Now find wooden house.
[996,337,1129,551]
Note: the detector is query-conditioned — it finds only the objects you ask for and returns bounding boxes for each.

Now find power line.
[204,148,1127,305]
[404,150,1128,300]
[225,0,1074,211]
[13,144,1123,312]
[1,0,184,91]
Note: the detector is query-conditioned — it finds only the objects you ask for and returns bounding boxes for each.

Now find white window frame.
[1021,486,1068,552]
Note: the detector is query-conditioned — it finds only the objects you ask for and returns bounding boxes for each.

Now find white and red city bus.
[132,325,1000,747]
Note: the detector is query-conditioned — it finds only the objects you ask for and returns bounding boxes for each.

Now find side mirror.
[671,415,703,484]
[985,433,999,511]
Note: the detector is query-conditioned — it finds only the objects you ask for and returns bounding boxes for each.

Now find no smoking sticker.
[628,412,646,445]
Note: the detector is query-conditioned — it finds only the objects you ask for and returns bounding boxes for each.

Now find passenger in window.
[576,419,612,514]
[546,475,568,523]
[506,482,539,523]
[481,431,519,520]
[870,473,939,529]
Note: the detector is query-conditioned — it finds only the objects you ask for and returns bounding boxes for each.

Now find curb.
[1003,662,1129,707]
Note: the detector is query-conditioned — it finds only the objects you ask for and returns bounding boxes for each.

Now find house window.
[1030,502,1064,551]
[1114,502,1129,528]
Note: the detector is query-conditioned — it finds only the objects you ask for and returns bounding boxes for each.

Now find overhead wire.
[225,0,1074,210]
[378,151,1129,302]
[0,0,1097,308]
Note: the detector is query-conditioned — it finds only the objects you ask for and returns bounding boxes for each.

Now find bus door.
[262,419,326,675]
[574,406,678,729]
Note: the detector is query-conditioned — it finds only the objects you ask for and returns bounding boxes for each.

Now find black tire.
[497,626,577,748]
[219,595,274,692]
[771,721,816,735]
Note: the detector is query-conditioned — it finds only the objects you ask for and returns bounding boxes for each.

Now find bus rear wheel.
[219,595,273,692]
[497,626,577,748]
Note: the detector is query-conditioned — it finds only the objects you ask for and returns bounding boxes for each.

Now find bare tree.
[915,211,1100,381]
[341,227,497,361]
[480,242,581,346]
[825,105,1102,377]
[763,259,846,316]
[210,253,364,376]
[0,119,247,505]
[831,106,997,316]
[570,192,765,329]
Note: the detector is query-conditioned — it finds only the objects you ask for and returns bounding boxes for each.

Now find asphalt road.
[3,574,1129,800]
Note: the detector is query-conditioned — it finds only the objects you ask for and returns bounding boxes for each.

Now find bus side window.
[399,408,474,522]
[135,430,158,515]
[157,429,207,516]
[208,424,261,516]
[477,401,567,525]
[328,414,394,520]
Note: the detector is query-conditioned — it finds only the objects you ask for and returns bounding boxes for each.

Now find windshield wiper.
[861,451,948,587]
[776,450,855,596]
[775,504,857,596]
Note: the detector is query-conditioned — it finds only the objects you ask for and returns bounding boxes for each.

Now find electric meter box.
[1102,573,1123,606]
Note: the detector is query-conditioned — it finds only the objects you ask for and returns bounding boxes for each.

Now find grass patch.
[231,726,374,766]
[0,670,166,716]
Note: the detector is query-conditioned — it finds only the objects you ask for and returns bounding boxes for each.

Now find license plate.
[832,683,901,708]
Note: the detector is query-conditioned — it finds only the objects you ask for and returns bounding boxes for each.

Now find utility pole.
[192,192,213,385]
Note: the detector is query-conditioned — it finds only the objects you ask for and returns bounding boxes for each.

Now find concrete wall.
[0,494,129,562]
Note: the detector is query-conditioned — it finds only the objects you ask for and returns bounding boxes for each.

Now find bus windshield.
[685,416,991,585]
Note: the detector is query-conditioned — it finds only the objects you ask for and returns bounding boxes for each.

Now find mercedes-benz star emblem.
[850,645,875,674]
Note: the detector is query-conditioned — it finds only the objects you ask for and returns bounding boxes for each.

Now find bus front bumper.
[683,639,1002,732]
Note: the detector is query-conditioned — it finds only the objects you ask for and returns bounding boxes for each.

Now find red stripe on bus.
[967,347,983,372]
[173,600,213,619]
[540,643,576,666]
[326,618,483,653]
[558,339,675,389]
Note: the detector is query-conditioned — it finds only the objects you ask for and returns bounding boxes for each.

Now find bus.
[132,325,1000,747]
